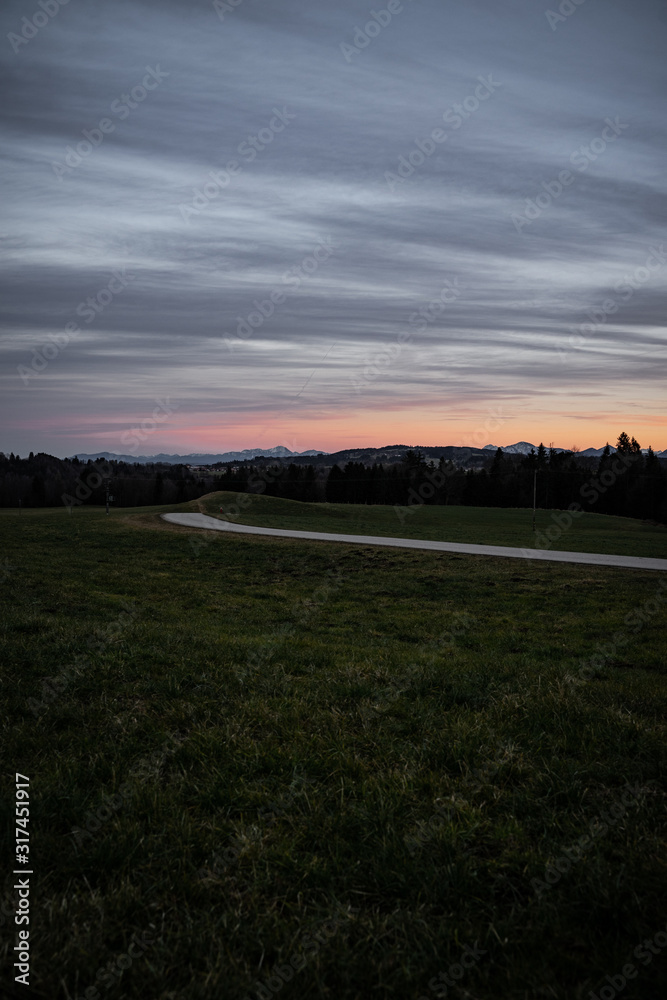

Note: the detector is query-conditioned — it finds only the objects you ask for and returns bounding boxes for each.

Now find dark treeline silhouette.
[200,435,667,523]
[0,453,216,509]
[459,435,666,522]
[2,433,665,522]
[214,462,321,503]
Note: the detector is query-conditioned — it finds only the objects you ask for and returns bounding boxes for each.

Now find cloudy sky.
[1,0,666,458]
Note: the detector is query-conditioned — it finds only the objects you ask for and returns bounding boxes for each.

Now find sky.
[1,0,666,458]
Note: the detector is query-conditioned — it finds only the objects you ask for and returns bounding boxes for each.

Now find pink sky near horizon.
[7,407,667,457]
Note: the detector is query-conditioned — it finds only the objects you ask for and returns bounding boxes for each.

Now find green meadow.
[1,498,666,999]
[205,490,667,558]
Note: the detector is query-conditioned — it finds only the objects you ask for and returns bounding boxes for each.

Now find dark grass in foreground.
[203,491,667,559]
[0,504,666,1000]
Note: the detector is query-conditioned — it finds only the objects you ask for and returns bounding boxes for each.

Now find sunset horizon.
[4,414,666,461]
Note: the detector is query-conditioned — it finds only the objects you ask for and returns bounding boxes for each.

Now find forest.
[0,453,213,510]
[1,433,665,523]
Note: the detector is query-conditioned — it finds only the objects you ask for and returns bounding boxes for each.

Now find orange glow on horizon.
[14,406,665,456]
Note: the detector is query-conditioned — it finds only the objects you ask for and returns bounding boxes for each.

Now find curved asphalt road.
[161,512,667,572]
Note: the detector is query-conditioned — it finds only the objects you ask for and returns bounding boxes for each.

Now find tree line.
[0,453,215,509]
[210,432,667,523]
[1,432,665,523]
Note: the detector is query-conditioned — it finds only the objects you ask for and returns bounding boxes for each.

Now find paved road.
[161,512,667,572]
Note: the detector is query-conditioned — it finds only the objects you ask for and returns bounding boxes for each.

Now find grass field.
[1,499,666,999]
[203,491,667,559]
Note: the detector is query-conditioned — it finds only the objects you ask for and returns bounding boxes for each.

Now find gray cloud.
[1,0,666,454]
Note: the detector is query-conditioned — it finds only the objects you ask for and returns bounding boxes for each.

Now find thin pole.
[532,469,537,533]
[105,479,110,516]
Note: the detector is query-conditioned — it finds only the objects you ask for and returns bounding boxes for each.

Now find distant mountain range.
[484,442,667,457]
[70,447,326,465]
[69,441,667,465]
[483,441,551,455]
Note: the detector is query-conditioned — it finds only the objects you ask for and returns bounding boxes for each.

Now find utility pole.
[532,469,537,534]
[105,479,110,516]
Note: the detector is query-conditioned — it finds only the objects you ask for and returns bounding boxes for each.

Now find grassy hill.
[1,503,665,999]
[199,490,667,559]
